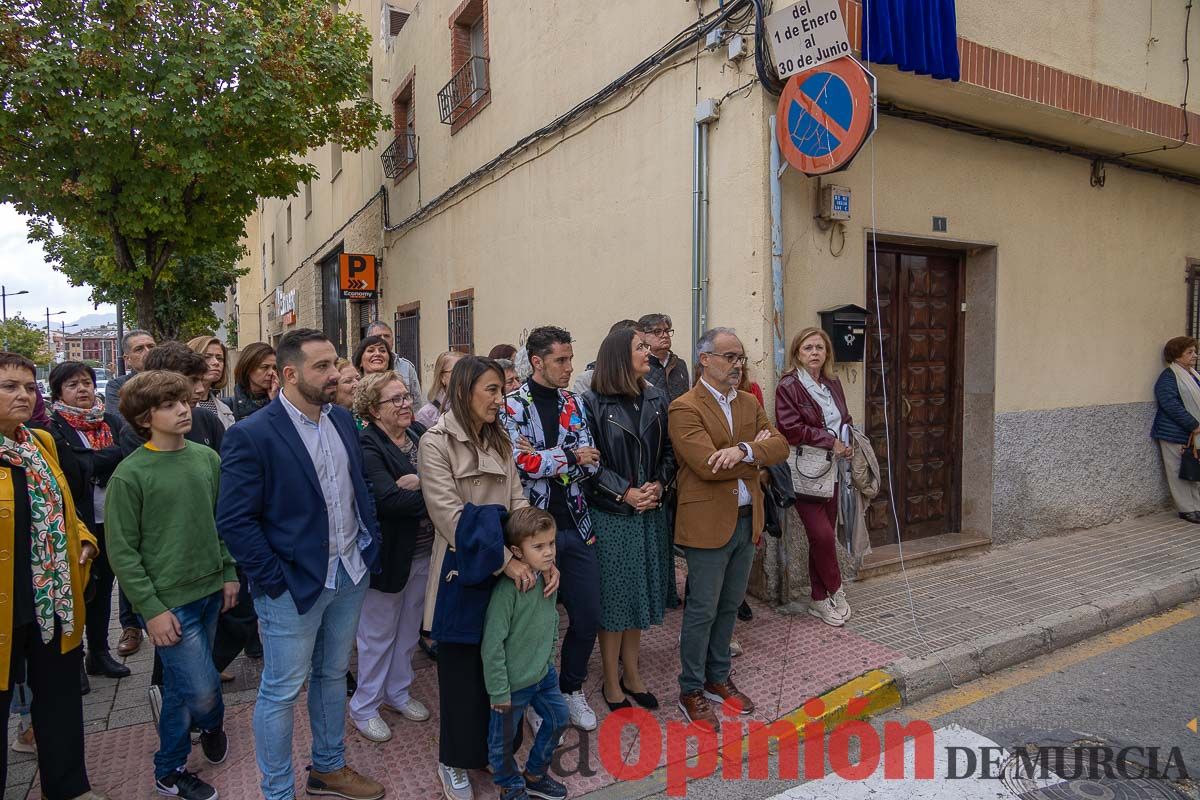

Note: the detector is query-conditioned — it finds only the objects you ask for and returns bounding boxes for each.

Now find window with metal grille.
[1189,262,1200,339]
[394,303,420,371]
[447,289,474,354]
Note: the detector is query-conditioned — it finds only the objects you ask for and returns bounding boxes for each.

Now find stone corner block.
[888,643,978,705]
[972,623,1051,675]
[1090,589,1159,629]
[1034,604,1106,649]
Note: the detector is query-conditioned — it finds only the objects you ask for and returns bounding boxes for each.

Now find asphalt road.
[589,599,1200,800]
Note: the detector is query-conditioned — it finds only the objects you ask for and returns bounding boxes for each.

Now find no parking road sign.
[339,253,378,300]
[775,57,876,176]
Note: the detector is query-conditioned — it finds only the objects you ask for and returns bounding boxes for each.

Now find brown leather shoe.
[678,690,718,727]
[117,627,142,657]
[306,766,385,800]
[703,678,755,715]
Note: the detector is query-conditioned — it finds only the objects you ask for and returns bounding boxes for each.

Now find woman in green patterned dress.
[582,327,676,712]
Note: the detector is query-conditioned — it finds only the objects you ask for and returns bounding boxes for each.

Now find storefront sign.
[339,253,378,300]
[275,286,297,326]
[764,0,851,79]
[776,57,876,175]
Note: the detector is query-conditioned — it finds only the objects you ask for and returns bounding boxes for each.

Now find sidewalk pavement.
[9,511,1198,800]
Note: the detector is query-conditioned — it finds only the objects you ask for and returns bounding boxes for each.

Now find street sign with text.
[339,253,378,300]
[764,0,851,80]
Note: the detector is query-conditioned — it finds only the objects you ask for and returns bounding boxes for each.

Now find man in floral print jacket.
[501,325,602,733]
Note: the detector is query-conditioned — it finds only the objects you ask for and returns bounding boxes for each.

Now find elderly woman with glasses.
[348,371,434,743]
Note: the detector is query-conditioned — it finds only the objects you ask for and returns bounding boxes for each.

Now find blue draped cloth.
[861,0,960,81]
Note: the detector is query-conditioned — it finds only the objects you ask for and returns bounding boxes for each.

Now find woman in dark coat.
[348,370,434,743]
[774,327,853,628]
[1151,335,1200,522]
[230,342,277,422]
[46,361,131,681]
[582,327,676,711]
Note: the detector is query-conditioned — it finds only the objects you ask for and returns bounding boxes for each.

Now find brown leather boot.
[678,690,718,727]
[703,677,756,715]
[306,766,385,800]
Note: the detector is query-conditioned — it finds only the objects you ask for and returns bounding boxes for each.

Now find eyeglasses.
[635,341,651,352]
[708,352,748,367]
[646,328,674,337]
[378,394,414,407]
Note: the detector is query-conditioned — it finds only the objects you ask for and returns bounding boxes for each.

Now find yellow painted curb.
[780,668,902,732]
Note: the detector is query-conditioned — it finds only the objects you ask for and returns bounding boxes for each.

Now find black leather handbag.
[1181,446,1200,482]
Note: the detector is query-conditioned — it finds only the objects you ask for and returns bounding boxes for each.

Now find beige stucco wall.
[780,112,1200,421]
[955,0,1200,110]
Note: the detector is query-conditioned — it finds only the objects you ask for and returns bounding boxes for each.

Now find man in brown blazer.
[668,327,789,726]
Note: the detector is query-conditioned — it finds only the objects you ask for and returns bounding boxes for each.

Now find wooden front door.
[865,246,964,546]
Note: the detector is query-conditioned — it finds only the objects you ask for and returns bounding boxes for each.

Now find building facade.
[233,0,1200,550]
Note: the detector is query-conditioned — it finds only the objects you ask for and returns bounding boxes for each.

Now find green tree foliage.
[0,315,51,363]
[0,0,389,330]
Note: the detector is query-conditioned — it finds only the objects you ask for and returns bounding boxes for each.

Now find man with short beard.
[217,329,385,800]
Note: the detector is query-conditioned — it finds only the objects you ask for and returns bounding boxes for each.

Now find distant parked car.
[95,379,108,402]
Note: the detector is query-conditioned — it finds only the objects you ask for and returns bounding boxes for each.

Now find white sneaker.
[438,762,473,800]
[355,716,392,742]
[385,698,430,722]
[729,638,745,657]
[808,597,845,627]
[148,685,162,725]
[832,588,851,621]
[563,690,597,731]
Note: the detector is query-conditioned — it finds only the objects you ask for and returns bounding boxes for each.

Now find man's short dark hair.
[525,326,573,362]
[609,319,640,335]
[49,361,97,402]
[144,341,207,379]
[638,314,672,332]
[504,507,556,548]
[119,370,192,439]
[277,329,331,372]
[122,329,153,353]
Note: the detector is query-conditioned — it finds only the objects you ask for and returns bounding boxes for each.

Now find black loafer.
[603,689,631,712]
[86,651,132,679]
[620,680,659,710]
[737,599,754,621]
[1181,512,1200,524]
[79,662,91,696]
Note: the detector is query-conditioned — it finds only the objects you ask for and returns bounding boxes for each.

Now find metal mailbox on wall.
[819,304,868,362]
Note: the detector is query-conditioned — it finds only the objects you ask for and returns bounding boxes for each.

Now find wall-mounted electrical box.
[819,184,851,221]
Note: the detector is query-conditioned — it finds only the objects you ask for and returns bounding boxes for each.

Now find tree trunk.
[134,280,158,338]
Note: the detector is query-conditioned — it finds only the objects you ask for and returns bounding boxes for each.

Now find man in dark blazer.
[217,328,383,800]
[668,327,788,728]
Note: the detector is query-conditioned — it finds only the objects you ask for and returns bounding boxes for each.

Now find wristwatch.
[737,442,751,459]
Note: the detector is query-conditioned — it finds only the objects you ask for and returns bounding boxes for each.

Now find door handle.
[902,395,912,419]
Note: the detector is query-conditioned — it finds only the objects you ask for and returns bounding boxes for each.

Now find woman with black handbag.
[1152,336,1200,522]
[775,327,853,627]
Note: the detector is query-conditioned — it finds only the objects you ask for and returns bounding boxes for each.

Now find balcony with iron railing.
[381,133,418,179]
[437,56,490,126]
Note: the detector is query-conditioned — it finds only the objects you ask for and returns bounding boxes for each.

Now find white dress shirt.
[699,378,755,507]
[279,391,367,588]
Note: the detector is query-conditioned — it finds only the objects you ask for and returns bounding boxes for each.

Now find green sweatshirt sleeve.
[103,473,169,622]
[210,449,238,583]
[481,582,516,706]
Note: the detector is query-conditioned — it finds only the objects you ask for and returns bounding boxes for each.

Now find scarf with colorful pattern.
[0,426,75,641]
[52,401,113,450]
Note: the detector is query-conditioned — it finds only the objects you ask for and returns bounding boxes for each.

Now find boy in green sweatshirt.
[105,371,239,800]
[482,507,571,800]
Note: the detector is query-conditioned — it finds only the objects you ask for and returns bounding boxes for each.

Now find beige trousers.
[1159,439,1200,514]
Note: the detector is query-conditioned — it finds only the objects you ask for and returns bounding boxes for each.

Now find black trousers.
[555,529,600,695]
[0,624,90,799]
[84,524,115,655]
[211,569,257,672]
[117,587,138,629]
[436,642,523,768]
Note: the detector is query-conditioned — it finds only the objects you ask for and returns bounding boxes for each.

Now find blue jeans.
[252,563,369,800]
[487,666,570,792]
[153,591,224,779]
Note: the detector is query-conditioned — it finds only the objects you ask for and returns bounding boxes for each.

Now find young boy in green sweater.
[483,508,571,800]
[105,371,239,800]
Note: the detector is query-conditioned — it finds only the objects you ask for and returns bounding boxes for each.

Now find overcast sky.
[0,203,115,327]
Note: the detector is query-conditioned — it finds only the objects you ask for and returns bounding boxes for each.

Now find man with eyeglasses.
[668,327,788,727]
[637,314,690,404]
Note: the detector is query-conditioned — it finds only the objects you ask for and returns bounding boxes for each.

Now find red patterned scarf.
[52,401,113,450]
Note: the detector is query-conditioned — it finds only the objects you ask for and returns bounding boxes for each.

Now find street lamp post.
[59,322,79,362]
[1,285,29,350]
[45,308,66,360]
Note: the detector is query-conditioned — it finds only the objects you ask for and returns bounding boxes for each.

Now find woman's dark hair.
[235,342,276,394]
[352,335,395,376]
[592,328,646,398]
[0,353,36,379]
[49,361,97,402]
[488,343,517,360]
[446,356,511,457]
[1164,336,1198,364]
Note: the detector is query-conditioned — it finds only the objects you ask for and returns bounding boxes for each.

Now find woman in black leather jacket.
[582,327,676,711]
